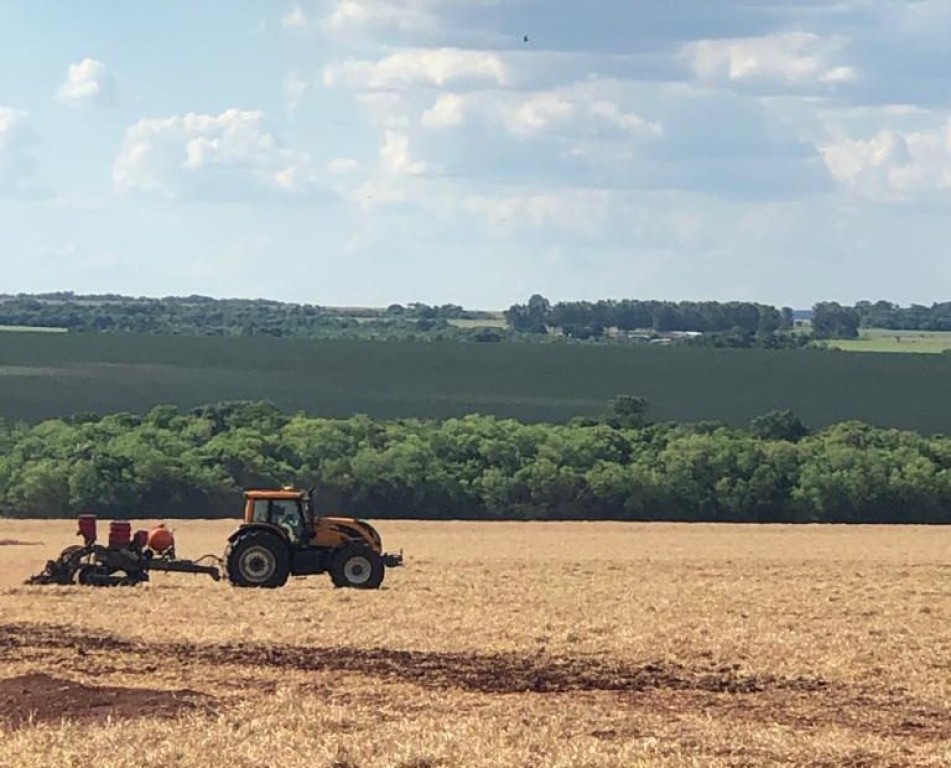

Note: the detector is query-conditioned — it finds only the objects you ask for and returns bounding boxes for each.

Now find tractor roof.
[244,489,306,500]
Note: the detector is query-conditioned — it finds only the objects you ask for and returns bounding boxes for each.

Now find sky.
[1,1,951,309]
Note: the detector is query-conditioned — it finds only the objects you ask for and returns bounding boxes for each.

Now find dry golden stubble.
[0,520,948,766]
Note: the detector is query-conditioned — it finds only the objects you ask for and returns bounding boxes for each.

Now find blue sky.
[2,1,950,309]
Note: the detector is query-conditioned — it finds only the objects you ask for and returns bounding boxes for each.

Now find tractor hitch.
[144,557,221,581]
[382,550,404,568]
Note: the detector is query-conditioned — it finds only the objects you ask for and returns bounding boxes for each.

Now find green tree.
[749,410,809,442]
[812,302,860,339]
[605,395,650,429]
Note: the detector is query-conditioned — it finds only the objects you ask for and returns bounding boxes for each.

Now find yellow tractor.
[224,487,403,589]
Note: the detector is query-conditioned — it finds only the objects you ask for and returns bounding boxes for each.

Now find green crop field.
[0,331,949,432]
[0,325,67,333]
[826,328,951,354]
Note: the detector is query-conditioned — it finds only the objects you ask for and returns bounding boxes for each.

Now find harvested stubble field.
[0,521,948,767]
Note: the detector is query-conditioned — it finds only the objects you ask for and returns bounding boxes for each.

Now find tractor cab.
[243,488,312,544]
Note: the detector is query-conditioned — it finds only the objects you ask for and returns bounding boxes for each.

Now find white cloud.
[458,187,715,256]
[112,109,325,200]
[500,92,662,140]
[336,80,668,210]
[420,84,662,140]
[281,4,309,29]
[685,32,855,89]
[0,108,29,151]
[328,157,360,174]
[589,100,663,136]
[463,189,613,237]
[321,0,441,36]
[323,48,509,90]
[283,0,474,42]
[502,93,577,138]
[284,70,308,114]
[345,179,409,209]
[356,91,412,127]
[0,107,38,194]
[421,93,465,128]
[56,58,116,107]
[821,122,951,201]
[380,130,426,174]
[409,84,828,200]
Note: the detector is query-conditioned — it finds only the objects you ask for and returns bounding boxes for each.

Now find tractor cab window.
[271,499,306,543]
[251,500,270,524]
[249,497,307,543]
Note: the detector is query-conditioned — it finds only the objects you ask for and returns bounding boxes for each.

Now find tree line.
[3,293,949,344]
[0,294,502,340]
[1,400,948,524]
[506,295,869,342]
[505,296,951,342]
[505,295,795,336]
[853,300,951,331]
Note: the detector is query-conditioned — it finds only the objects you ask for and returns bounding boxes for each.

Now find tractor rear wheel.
[226,531,290,589]
[330,543,384,589]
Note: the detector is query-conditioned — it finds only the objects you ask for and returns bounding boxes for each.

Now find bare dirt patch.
[0,672,211,729]
[0,621,826,696]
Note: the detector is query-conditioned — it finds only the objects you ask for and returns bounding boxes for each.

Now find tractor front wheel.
[330,543,384,589]
[226,531,290,589]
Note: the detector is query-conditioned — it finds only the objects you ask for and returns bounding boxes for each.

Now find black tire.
[76,564,120,586]
[76,564,98,586]
[51,545,86,584]
[226,531,290,589]
[330,543,384,589]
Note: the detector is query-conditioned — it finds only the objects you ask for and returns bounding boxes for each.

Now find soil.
[1,622,948,741]
[0,621,824,695]
[0,672,210,728]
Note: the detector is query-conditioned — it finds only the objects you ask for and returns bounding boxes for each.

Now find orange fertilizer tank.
[147,524,175,554]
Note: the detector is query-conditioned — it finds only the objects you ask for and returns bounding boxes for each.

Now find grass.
[827,328,951,354]
[447,317,508,329]
[0,332,950,432]
[0,520,948,766]
[347,316,507,328]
